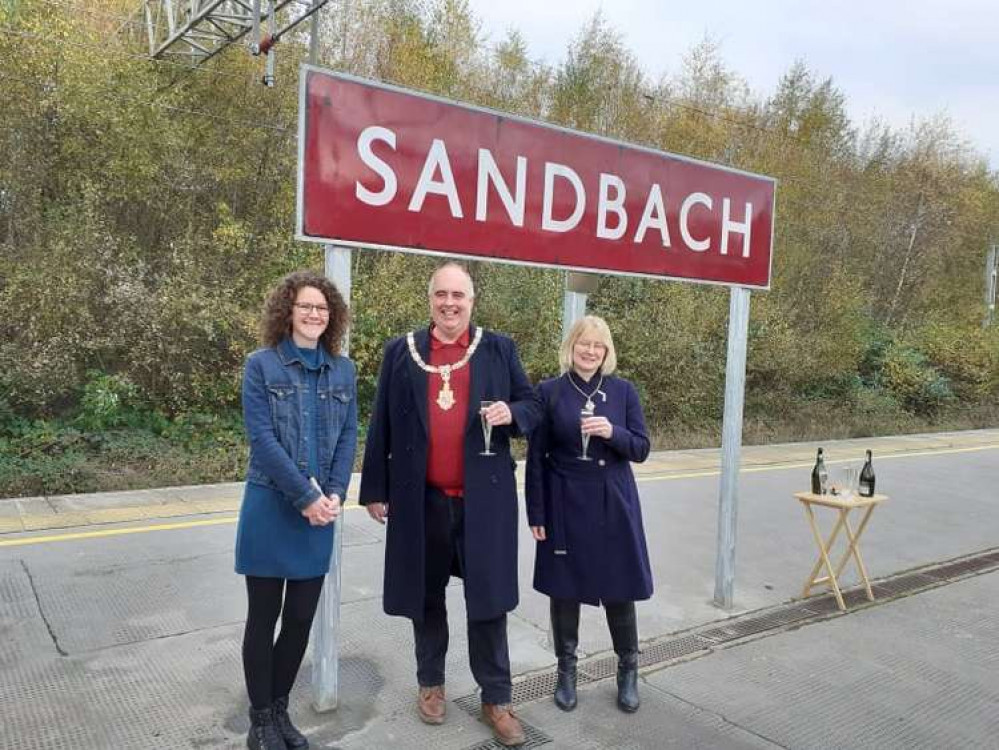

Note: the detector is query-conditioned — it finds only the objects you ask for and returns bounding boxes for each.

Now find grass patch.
[1,401,996,499]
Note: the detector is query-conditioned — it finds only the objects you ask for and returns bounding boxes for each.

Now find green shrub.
[76,371,139,431]
[880,344,955,414]
[913,323,999,400]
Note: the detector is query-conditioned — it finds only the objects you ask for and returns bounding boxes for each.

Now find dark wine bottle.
[859,449,875,497]
[811,448,828,495]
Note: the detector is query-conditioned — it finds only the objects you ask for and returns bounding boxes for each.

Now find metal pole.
[561,272,598,340]
[306,3,348,712]
[263,0,276,86]
[311,244,352,712]
[251,0,261,52]
[713,286,750,610]
[561,286,587,339]
[985,245,997,328]
[308,0,319,62]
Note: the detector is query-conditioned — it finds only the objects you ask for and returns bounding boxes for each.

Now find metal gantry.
[138,0,327,82]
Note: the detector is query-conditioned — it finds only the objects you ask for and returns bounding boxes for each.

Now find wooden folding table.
[794,491,888,611]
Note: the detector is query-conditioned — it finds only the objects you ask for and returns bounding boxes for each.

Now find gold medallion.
[436,381,456,410]
[407,329,483,412]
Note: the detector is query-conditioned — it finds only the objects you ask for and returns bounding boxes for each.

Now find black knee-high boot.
[605,602,639,713]
[550,599,580,711]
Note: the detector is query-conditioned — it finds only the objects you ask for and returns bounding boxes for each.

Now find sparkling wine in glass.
[479,400,496,456]
[578,407,595,461]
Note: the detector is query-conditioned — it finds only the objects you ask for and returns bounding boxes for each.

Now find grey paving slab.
[168,483,244,502]
[15,519,385,656]
[0,559,56,669]
[517,679,781,749]
[48,488,177,511]
[651,573,999,750]
[1,624,246,750]
[13,497,54,516]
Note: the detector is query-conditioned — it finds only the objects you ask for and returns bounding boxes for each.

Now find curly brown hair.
[260,270,349,355]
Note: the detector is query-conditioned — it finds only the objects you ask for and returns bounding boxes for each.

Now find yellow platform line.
[0,503,367,548]
[0,517,237,547]
[633,443,999,484]
[3,443,995,548]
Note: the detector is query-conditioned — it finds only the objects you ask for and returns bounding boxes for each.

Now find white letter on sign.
[596,173,627,240]
[721,199,753,257]
[679,192,713,252]
[634,183,671,247]
[409,139,464,218]
[476,150,526,227]
[355,126,398,207]
[542,163,585,233]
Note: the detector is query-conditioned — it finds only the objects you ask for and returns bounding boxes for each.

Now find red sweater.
[426,327,470,496]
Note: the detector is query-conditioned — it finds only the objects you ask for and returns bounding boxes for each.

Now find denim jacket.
[242,338,358,511]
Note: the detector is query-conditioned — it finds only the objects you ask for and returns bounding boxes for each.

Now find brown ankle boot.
[417,685,446,725]
[481,703,526,747]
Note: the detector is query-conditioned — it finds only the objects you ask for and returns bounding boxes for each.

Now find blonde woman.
[526,316,653,714]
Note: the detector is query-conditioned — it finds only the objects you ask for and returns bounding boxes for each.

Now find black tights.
[242,575,325,710]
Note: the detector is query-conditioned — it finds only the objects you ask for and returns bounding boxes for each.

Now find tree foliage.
[1,0,997,463]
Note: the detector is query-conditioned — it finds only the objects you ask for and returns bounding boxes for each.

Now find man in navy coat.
[360,262,541,747]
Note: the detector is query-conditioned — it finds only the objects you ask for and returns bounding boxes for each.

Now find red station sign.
[297,67,776,289]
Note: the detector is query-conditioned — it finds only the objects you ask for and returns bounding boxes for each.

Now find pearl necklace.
[407,327,484,411]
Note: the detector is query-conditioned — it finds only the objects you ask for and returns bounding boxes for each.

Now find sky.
[463,0,999,170]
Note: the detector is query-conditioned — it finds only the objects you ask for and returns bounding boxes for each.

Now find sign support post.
[307,15,351,713]
[561,272,600,339]
[311,245,352,712]
[713,286,750,609]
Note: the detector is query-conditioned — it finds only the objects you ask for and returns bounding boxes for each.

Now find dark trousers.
[413,487,512,705]
[242,575,325,710]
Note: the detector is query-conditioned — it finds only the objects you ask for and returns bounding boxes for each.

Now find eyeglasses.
[293,303,330,315]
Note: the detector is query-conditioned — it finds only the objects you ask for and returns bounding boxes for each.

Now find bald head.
[428,262,475,299]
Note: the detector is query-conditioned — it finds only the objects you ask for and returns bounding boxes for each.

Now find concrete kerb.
[2,428,998,534]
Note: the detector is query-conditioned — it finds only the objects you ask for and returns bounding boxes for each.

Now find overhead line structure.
[137,0,328,83]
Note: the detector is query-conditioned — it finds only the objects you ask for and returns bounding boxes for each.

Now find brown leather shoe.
[481,703,526,747]
[417,685,446,725]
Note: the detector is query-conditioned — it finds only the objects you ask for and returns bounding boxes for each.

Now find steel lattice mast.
[137,0,328,83]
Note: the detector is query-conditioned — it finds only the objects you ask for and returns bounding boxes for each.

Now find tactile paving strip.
[0,559,59,667]
[26,551,246,654]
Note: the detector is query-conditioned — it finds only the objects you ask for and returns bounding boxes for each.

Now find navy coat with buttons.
[526,373,654,605]
[359,326,542,622]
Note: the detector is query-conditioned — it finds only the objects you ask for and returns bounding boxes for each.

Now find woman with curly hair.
[234,269,357,750]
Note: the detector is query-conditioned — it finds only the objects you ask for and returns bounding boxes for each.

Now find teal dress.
[235,344,354,580]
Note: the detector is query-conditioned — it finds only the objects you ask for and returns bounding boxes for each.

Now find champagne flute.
[578,407,595,461]
[841,465,859,501]
[479,400,496,456]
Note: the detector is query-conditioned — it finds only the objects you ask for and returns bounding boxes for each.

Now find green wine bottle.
[859,450,875,497]
[811,448,828,495]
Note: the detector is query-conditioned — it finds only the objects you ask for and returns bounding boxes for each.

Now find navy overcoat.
[526,373,654,605]
[359,325,541,622]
